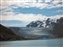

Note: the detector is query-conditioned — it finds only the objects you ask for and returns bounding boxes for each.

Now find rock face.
[26,17,63,38]
[26,21,44,27]
[26,18,56,28]
[52,17,63,38]
[0,24,27,41]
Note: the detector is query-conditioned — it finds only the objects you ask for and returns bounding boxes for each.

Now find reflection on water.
[0,38,63,47]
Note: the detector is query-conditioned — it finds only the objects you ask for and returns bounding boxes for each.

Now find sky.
[0,0,63,27]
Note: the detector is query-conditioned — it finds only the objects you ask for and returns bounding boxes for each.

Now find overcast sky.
[0,0,63,27]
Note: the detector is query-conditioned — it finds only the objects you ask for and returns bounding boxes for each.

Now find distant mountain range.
[26,17,63,38]
[0,17,63,41]
[26,18,58,28]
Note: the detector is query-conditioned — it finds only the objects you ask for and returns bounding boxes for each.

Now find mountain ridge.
[26,17,59,28]
[0,24,28,41]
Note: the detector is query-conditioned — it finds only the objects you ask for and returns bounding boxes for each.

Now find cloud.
[0,0,63,27]
[0,12,47,26]
[1,12,63,22]
[0,20,26,27]
[52,0,63,4]
[56,10,63,13]
[0,0,63,10]
[45,0,52,3]
[0,13,47,22]
[49,15,63,19]
[0,10,63,27]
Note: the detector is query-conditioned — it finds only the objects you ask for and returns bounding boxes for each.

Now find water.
[0,38,63,47]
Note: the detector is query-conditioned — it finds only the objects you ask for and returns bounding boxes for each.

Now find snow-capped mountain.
[8,17,63,39]
[26,18,58,28]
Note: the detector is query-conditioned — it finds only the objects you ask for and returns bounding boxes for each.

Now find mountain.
[9,27,54,39]
[9,27,20,35]
[26,18,57,28]
[0,17,62,41]
[26,17,63,38]
[52,17,63,38]
[0,24,27,41]
[26,20,44,28]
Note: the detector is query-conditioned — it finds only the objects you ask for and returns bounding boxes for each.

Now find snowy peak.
[26,18,59,28]
[26,20,44,28]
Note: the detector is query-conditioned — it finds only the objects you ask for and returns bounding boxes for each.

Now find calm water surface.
[0,38,63,47]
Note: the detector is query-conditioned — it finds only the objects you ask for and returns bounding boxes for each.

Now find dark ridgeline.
[52,17,63,38]
[0,24,27,41]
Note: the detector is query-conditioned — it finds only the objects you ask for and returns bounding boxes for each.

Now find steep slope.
[0,24,27,41]
[26,21,44,28]
[52,17,63,38]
